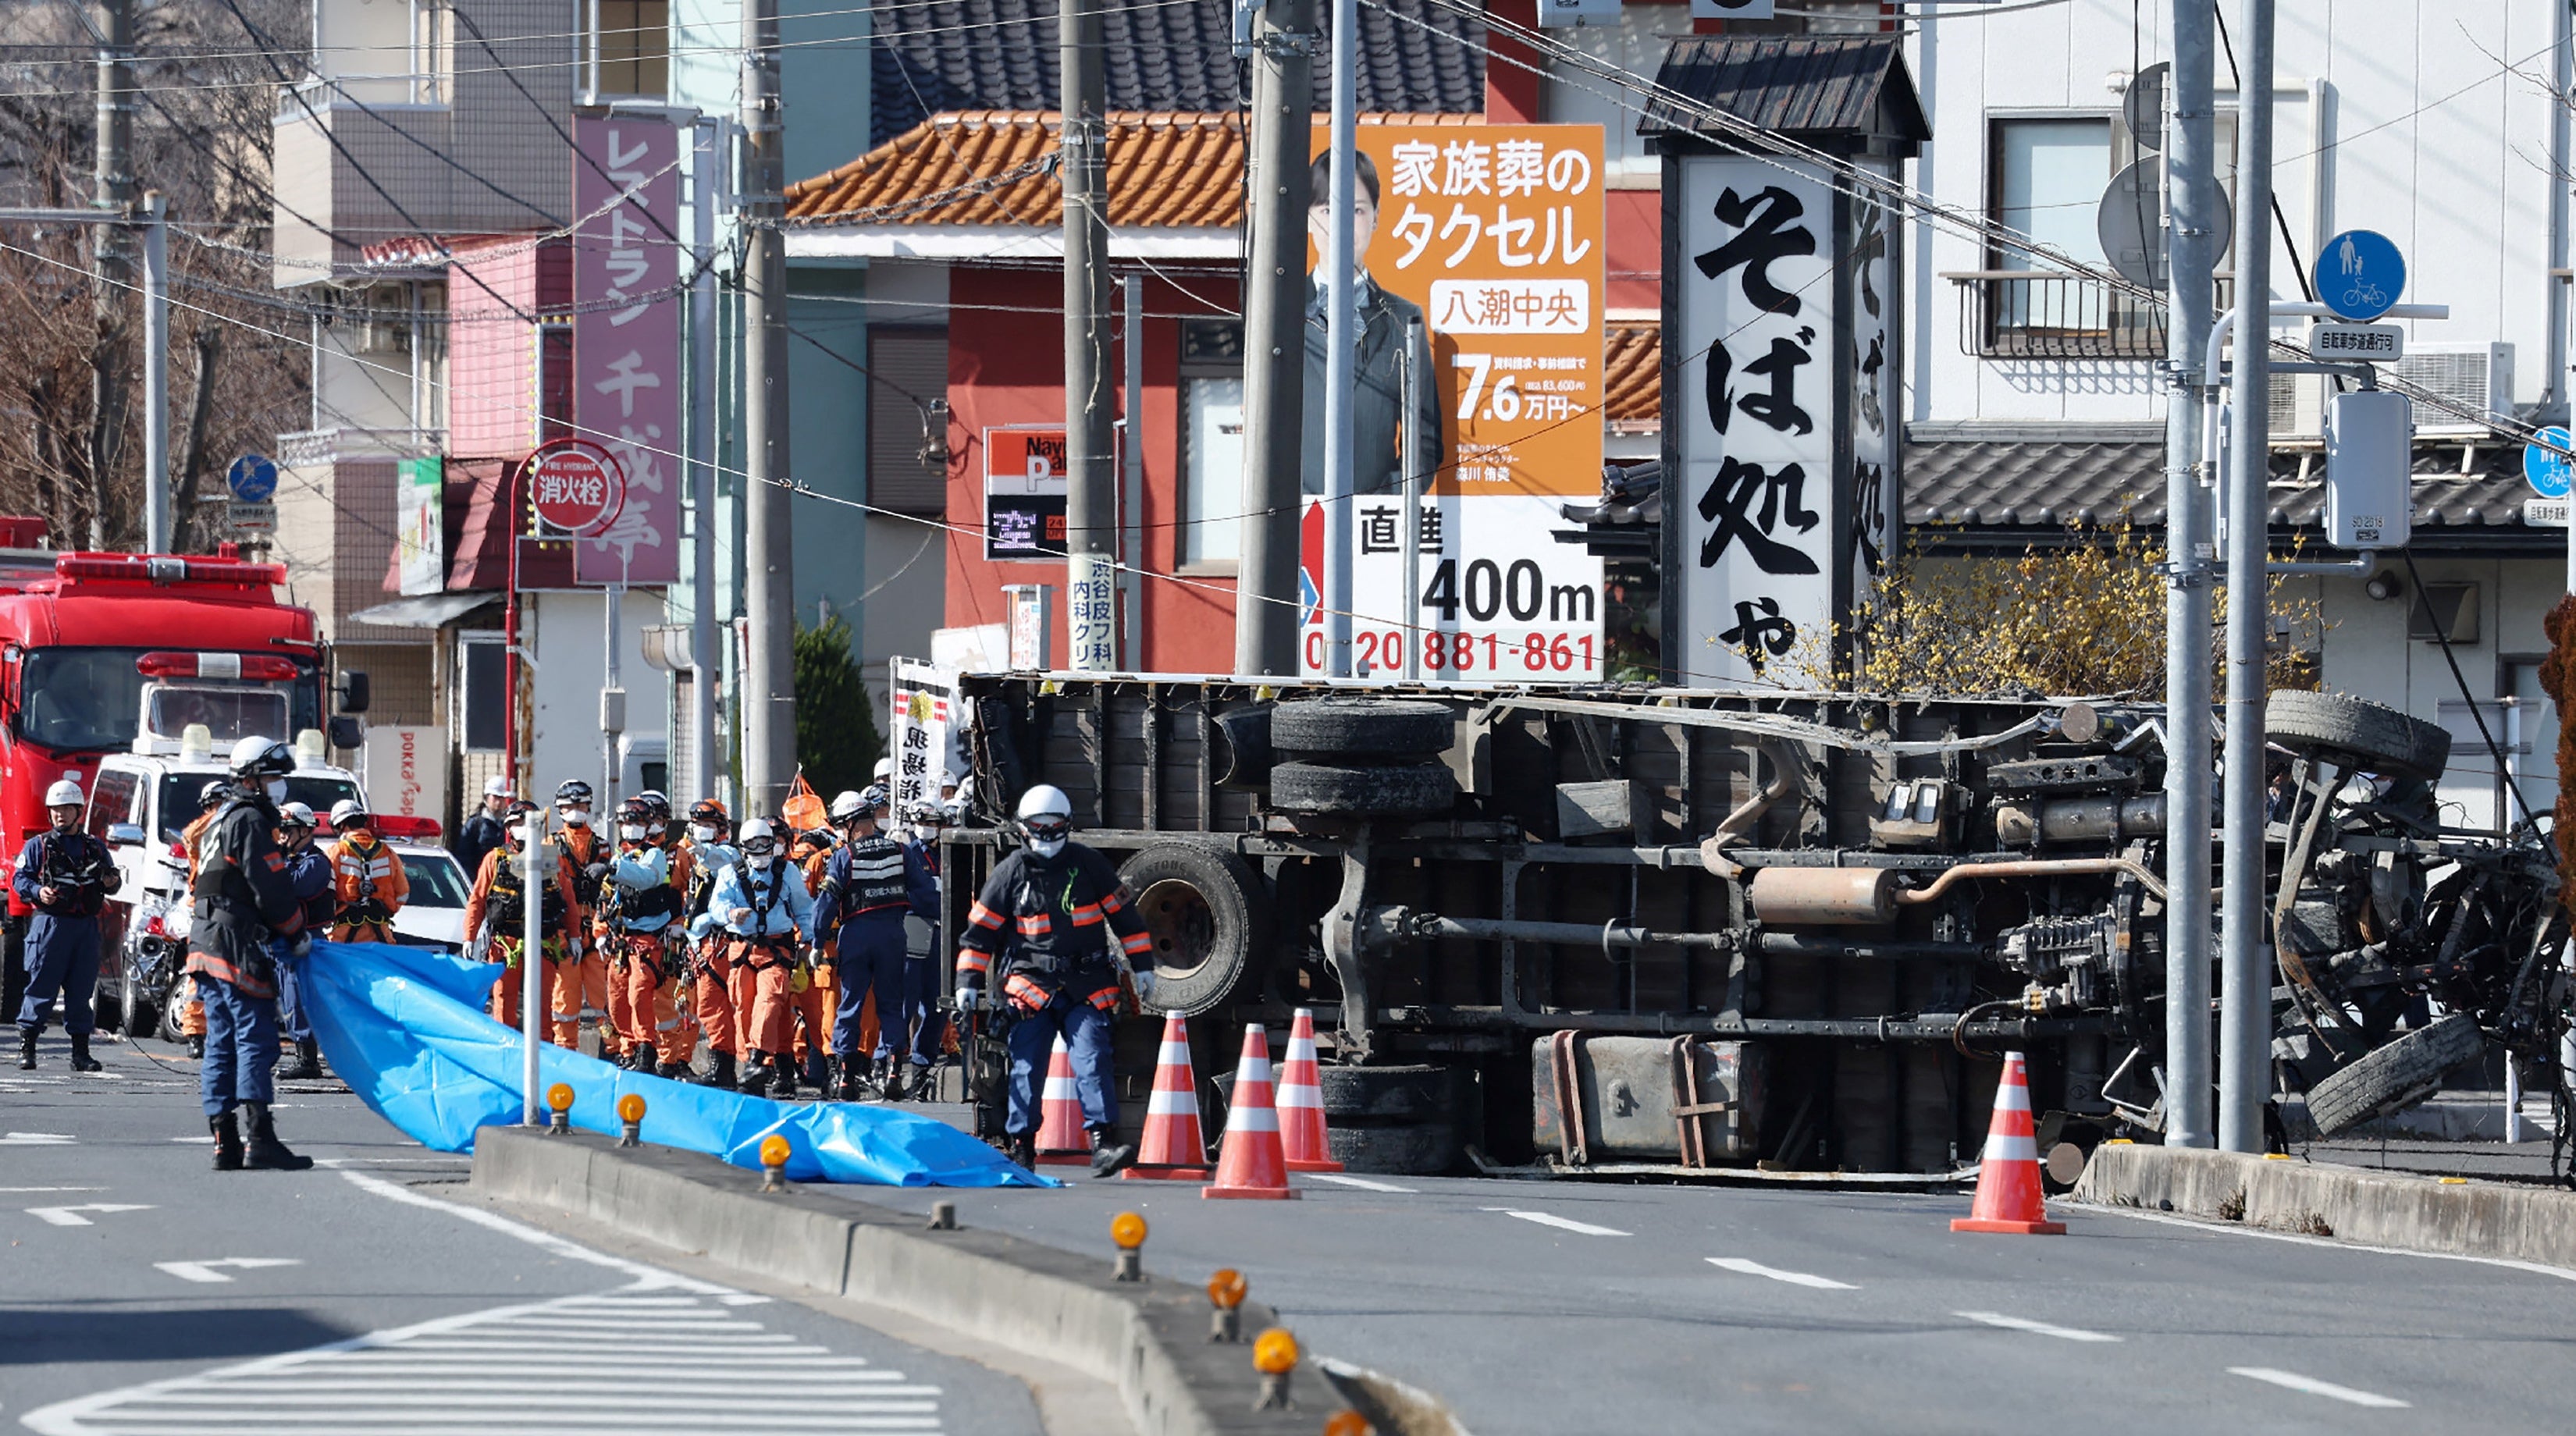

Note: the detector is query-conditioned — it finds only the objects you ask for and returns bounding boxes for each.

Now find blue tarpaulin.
[301,938,1051,1187]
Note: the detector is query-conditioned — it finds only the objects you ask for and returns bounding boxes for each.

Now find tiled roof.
[867,0,1485,148]
[1603,322,1660,425]
[1644,37,1930,149]
[786,110,1480,229]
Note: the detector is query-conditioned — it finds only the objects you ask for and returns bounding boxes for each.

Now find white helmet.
[43,778,82,809]
[873,756,895,782]
[230,734,295,778]
[738,817,777,857]
[329,798,368,829]
[483,776,513,798]
[278,802,317,829]
[1016,784,1073,858]
[827,789,867,824]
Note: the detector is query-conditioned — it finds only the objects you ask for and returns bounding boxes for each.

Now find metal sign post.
[521,808,544,1125]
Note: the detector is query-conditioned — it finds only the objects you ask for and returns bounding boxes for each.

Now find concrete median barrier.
[2072,1141,2576,1270]
[472,1125,1417,1436]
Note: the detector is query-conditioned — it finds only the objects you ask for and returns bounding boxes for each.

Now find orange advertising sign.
[1308,123,1606,497]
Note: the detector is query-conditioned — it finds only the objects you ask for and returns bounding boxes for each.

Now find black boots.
[16,1027,34,1070]
[67,1033,100,1073]
[241,1102,312,1171]
[655,1061,692,1083]
[706,1050,737,1089]
[836,1065,864,1102]
[738,1052,773,1096]
[186,1033,205,1060]
[1006,1132,1037,1170]
[210,1111,244,1171]
[1088,1127,1137,1178]
[275,1038,321,1081]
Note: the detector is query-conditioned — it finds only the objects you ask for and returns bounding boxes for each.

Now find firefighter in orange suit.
[326,799,408,943]
[707,819,815,1098]
[464,801,583,1030]
[679,799,739,1089]
[598,795,692,1077]
[787,823,838,1094]
[546,780,619,1057]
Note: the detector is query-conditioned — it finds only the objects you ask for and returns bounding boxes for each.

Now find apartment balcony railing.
[1944,271,2236,361]
[276,428,443,467]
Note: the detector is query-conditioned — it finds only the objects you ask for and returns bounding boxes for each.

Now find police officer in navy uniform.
[954,784,1154,1176]
[186,736,315,1171]
[811,785,933,1100]
[13,777,119,1072]
[271,802,336,1082]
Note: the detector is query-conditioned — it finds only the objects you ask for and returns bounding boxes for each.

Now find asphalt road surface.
[0,1030,1044,1436]
[15,1027,2576,1435]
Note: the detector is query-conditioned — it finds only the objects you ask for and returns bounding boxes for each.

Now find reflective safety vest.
[331,831,408,919]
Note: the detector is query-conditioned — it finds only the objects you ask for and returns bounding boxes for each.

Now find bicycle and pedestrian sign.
[2524,425,2574,499]
[2314,229,2406,322]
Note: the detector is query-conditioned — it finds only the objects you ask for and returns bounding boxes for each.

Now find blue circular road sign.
[226,453,278,503]
[2526,426,2574,499]
[2314,229,2406,322]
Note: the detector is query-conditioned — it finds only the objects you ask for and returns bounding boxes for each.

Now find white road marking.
[27,1203,154,1227]
[0,1186,102,1193]
[1301,1173,1418,1193]
[2083,1202,2576,1285]
[1954,1310,2121,1343]
[18,1288,945,1434]
[155,1258,304,1285]
[335,1169,734,1295]
[2229,1367,2410,1409]
[1479,1207,1631,1237]
[1706,1256,1856,1289]
[172,1136,216,1144]
[2,1131,76,1144]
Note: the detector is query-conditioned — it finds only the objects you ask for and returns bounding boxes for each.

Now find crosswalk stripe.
[19,1286,945,1436]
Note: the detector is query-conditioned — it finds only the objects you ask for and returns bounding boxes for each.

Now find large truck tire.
[2303,1013,2487,1137]
[2265,690,2452,782]
[1119,844,1273,1017]
[1318,1064,1468,1175]
[1270,760,1457,816]
[1271,698,1454,759]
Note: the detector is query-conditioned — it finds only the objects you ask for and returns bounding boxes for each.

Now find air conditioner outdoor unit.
[2269,369,2323,439]
[2389,342,2513,437]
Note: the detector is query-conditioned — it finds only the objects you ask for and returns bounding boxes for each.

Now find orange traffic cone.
[1203,1024,1298,1200]
[1277,1007,1342,1173]
[1033,1033,1093,1166]
[1951,1050,2065,1235]
[1123,1011,1212,1182]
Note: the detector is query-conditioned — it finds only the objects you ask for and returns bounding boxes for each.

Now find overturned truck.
[935,674,2570,1178]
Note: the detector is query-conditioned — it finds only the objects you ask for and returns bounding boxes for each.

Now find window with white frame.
[1178,320,1246,570]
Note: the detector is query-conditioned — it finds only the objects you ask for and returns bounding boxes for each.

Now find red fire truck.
[0,542,367,1025]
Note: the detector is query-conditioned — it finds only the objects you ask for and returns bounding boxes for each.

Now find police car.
[83,723,469,1040]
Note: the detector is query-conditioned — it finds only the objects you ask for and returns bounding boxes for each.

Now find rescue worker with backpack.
[549,780,620,1058]
[13,777,119,1072]
[678,798,740,1088]
[271,802,336,1082]
[788,822,839,1095]
[707,817,815,1097]
[186,737,315,1171]
[955,785,1153,1176]
[327,799,408,943]
[465,800,583,1030]
[177,779,225,1060]
[811,785,935,1100]
[600,794,692,1078]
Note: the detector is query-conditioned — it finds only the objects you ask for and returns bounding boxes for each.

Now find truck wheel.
[2302,1013,2486,1137]
[1319,1065,1468,1175]
[2264,691,2452,781]
[1271,698,1454,759]
[1270,760,1457,816]
[1119,844,1273,1018]
[1327,1121,1460,1176]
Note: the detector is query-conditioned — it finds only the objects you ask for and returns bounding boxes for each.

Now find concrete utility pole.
[2161,0,2217,1150]
[1233,0,1314,677]
[92,0,134,553]
[140,191,168,556]
[2218,0,2277,1153]
[1120,272,1146,663]
[1061,0,1118,671]
[740,0,797,818]
[690,117,722,809]
[1322,0,1358,677]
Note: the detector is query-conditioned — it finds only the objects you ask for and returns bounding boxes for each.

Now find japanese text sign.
[572,112,683,586]
[888,659,963,812]
[984,425,1069,561]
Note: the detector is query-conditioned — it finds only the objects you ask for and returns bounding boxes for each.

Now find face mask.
[618,823,646,842]
[265,779,288,803]
[561,809,590,827]
[689,824,715,843]
[648,821,667,838]
[1027,834,1066,859]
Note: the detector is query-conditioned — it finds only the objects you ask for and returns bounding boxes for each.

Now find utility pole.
[690,116,722,809]
[92,0,134,553]
[1322,0,1358,677]
[2218,0,2277,1153]
[2161,0,2217,1150]
[141,191,169,556]
[1062,0,1117,671]
[1120,272,1146,663]
[740,0,797,818]
[1233,0,1313,677]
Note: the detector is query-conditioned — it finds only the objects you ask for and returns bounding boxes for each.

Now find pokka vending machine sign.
[1298,123,1607,681]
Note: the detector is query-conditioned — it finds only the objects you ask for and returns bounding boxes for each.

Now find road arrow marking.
[1,1131,76,1145]
[1708,1256,1857,1289]
[155,1257,304,1285]
[1955,1310,2121,1342]
[2229,1367,2409,1408]
[1480,1207,1631,1237]
[27,1203,155,1227]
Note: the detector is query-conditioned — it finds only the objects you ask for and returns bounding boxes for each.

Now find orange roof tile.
[1603,322,1660,425]
[786,109,1482,229]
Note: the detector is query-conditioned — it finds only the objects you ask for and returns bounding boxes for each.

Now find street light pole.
[1322,0,1357,677]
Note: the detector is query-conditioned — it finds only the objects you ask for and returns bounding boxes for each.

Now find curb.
[2071,1142,2576,1268]
[471,1126,1327,1436]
